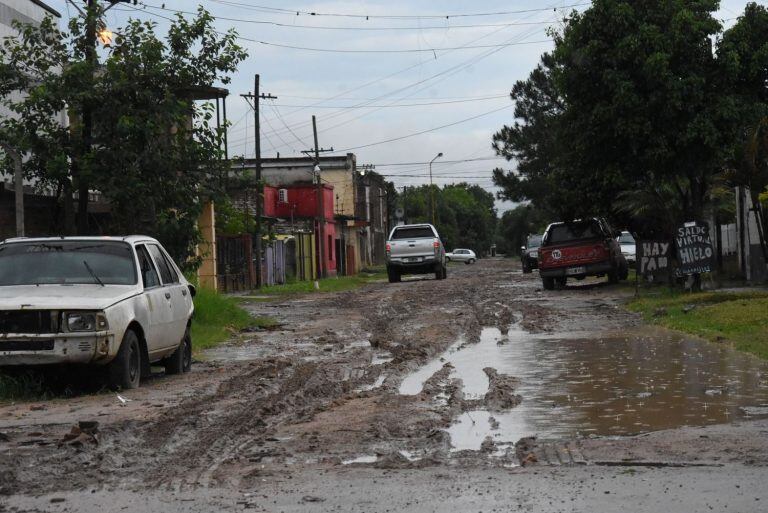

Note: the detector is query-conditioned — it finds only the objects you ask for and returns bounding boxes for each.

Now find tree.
[719,3,768,230]
[491,53,581,219]
[399,183,497,254]
[0,4,247,266]
[493,0,731,232]
[495,204,548,256]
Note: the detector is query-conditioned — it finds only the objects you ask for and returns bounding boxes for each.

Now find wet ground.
[2,259,768,512]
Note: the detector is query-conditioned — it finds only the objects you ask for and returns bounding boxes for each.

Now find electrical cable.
[208,0,589,20]
[335,104,513,152]
[139,2,566,31]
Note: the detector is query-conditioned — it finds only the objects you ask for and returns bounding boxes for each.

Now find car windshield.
[0,241,137,286]
[527,235,543,248]
[618,232,635,245]
[391,227,434,239]
[545,221,603,245]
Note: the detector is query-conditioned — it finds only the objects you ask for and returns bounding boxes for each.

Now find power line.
[336,104,514,152]
[227,21,533,145]
[253,23,544,145]
[276,93,509,101]
[139,2,565,31]
[373,157,504,166]
[126,3,553,54]
[123,2,526,147]
[265,95,508,108]
[253,38,552,54]
[267,100,310,148]
[208,0,590,20]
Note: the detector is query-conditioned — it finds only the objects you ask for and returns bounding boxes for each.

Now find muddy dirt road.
[2,259,768,512]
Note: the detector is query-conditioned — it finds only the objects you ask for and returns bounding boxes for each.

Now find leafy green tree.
[0,4,247,266]
[719,3,768,232]
[496,204,548,256]
[491,53,579,219]
[399,183,497,254]
[493,0,735,233]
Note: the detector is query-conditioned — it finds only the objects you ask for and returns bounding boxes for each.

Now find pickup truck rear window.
[391,227,434,240]
[545,221,603,245]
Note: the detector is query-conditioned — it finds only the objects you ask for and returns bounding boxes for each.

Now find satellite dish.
[395,208,404,219]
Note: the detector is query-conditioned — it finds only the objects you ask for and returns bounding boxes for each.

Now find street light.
[429,152,443,225]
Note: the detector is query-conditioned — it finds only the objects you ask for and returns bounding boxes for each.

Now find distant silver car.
[446,248,477,264]
[616,231,636,266]
[0,236,195,390]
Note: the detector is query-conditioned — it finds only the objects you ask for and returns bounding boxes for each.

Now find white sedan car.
[446,248,477,264]
[0,236,195,389]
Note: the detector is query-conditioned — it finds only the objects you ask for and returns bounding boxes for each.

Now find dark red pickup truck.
[538,218,628,290]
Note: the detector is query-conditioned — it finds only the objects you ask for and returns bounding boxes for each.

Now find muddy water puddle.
[404,326,768,449]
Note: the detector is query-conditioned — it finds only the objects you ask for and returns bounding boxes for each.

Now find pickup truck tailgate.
[539,242,609,269]
[388,239,435,257]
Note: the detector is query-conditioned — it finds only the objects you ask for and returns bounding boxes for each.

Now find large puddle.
[403,326,768,449]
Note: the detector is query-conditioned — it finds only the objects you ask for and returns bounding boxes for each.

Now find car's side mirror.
[188,284,197,298]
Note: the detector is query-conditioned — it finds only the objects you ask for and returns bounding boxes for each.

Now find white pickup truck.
[385,224,447,283]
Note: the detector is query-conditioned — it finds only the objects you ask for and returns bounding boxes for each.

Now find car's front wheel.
[165,328,192,375]
[542,277,555,290]
[108,329,141,390]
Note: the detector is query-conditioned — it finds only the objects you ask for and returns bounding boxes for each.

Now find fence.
[216,234,254,293]
[262,240,286,286]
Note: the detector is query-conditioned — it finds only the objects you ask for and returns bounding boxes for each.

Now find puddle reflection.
[411,326,768,445]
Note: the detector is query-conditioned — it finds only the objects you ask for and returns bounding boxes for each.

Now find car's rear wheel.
[442,265,448,279]
[542,277,555,290]
[465,259,475,265]
[556,277,567,289]
[387,267,401,283]
[165,328,192,375]
[108,329,141,390]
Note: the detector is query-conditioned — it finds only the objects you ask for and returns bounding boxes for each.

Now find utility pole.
[241,74,276,288]
[303,118,333,279]
[313,115,326,279]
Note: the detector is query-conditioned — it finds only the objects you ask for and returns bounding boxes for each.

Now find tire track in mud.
[0,261,545,494]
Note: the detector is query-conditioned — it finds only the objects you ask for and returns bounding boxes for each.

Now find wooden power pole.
[241,74,276,288]
[312,115,327,279]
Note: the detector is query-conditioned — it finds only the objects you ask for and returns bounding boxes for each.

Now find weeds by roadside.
[628,289,768,360]
[191,287,276,352]
[258,269,386,297]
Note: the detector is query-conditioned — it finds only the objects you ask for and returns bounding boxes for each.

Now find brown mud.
[2,259,768,504]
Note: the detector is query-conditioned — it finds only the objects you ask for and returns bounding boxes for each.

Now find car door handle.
[165,292,171,299]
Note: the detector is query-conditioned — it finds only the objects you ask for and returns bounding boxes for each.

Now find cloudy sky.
[48,0,749,212]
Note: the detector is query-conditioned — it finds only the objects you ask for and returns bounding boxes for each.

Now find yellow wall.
[323,169,355,217]
[197,200,218,290]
